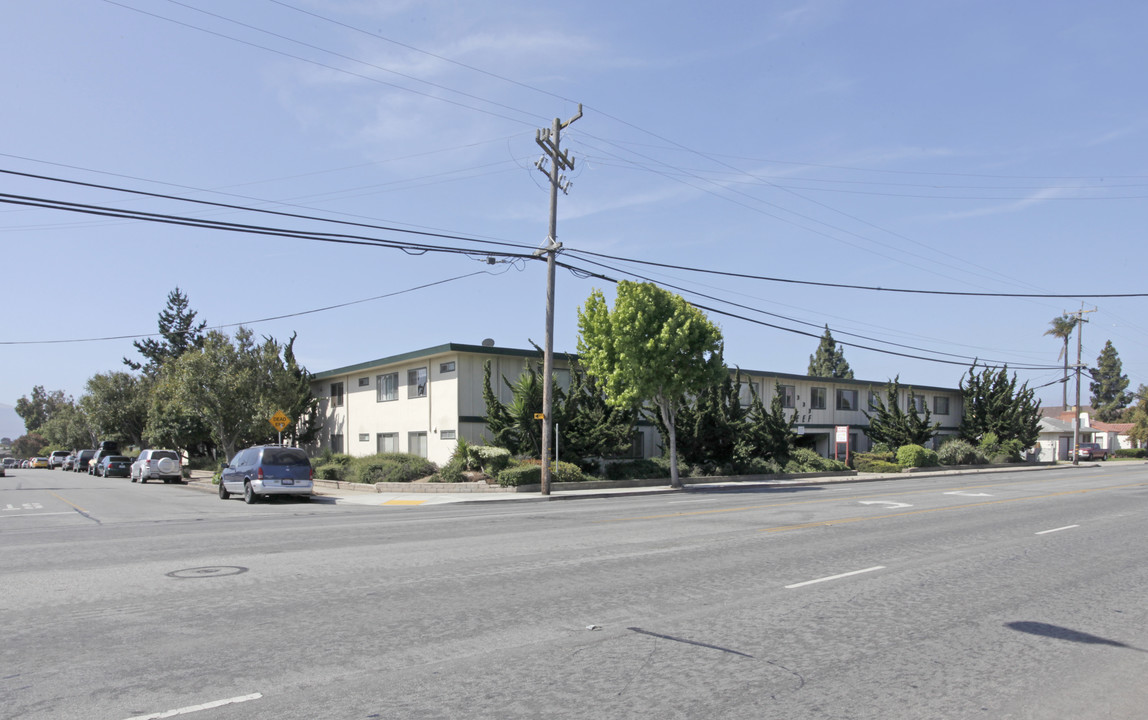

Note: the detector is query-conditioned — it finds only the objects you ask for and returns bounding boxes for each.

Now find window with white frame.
[408,368,427,398]
[811,387,827,410]
[377,372,398,402]
[439,361,456,374]
[836,389,859,411]
[358,377,370,387]
[358,433,369,442]
[330,382,344,408]
[933,396,950,415]
[440,429,456,440]
[408,431,428,458]
[377,433,398,454]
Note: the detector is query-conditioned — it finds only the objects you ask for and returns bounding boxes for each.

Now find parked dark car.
[97,455,133,478]
[73,449,96,473]
[89,441,122,475]
[219,445,313,504]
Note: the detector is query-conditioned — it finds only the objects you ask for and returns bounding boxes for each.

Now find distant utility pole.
[535,104,582,496]
[1070,304,1096,465]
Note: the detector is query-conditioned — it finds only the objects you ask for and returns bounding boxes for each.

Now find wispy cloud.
[936,186,1074,221]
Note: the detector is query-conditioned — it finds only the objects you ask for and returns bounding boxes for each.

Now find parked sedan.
[97,455,133,478]
[31,457,50,469]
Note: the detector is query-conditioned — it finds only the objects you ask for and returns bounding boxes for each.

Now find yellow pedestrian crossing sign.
[269,411,292,432]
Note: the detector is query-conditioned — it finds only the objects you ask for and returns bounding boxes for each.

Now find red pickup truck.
[1071,442,1108,461]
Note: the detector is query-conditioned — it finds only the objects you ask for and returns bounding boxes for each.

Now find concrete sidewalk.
[185,461,1102,507]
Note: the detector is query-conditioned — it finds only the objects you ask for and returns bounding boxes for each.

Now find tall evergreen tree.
[1090,340,1131,422]
[807,326,854,379]
[958,364,1041,448]
[736,380,798,467]
[863,377,939,449]
[124,287,207,373]
[1043,314,1078,408]
[665,368,746,469]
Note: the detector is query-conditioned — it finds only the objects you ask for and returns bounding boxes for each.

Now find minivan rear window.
[263,449,310,466]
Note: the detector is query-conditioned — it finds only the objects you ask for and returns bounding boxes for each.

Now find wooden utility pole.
[535,105,581,495]
[1070,305,1096,465]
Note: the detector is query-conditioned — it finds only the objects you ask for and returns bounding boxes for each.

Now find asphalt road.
[3,463,1147,719]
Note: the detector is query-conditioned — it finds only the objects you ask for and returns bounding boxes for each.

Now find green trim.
[459,416,487,424]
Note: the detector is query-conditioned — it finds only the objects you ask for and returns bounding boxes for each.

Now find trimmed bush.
[938,438,980,466]
[1114,448,1147,458]
[896,444,939,468]
[863,460,903,474]
[499,464,541,487]
[784,448,849,473]
[734,457,783,476]
[315,463,346,481]
[471,445,512,476]
[853,452,895,473]
[435,458,467,483]
[604,459,668,480]
[352,453,436,483]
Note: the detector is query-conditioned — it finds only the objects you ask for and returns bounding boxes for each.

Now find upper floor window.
[779,385,796,409]
[408,367,428,398]
[439,361,456,374]
[908,395,926,413]
[810,387,827,410]
[868,391,881,411]
[933,396,950,415]
[330,382,344,408]
[358,377,370,387]
[836,389,859,411]
[377,372,398,402]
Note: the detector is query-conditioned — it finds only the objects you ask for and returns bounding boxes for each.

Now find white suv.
[49,450,70,469]
[131,449,183,484]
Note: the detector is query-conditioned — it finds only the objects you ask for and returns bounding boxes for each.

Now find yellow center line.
[49,492,90,514]
[762,481,1148,533]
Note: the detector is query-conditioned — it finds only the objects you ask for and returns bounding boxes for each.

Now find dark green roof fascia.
[312,343,578,381]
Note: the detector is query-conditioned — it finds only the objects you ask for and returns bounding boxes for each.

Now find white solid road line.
[0,512,76,518]
[785,566,886,589]
[1035,524,1080,535]
[123,693,262,720]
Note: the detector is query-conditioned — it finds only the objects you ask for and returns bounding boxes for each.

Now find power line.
[0,272,492,346]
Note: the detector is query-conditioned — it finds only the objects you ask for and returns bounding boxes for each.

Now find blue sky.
[2,0,1146,436]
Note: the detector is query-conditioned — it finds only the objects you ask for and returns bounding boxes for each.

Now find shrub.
[978,432,1001,459]
[604,459,668,480]
[784,448,848,473]
[896,444,939,468]
[435,458,467,483]
[734,457,783,476]
[853,452,896,472]
[352,453,436,483]
[870,442,893,454]
[471,445,512,476]
[499,464,541,487]
[1114,448,1147,458]
[938,438,980,466]
[318,449,354,467]
[863,460,903,474]
[314,463,346,481]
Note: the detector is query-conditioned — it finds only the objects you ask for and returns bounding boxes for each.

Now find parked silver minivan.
[219,445,313,504]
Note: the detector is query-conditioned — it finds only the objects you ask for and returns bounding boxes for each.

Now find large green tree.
[14,386,71,434]
[667,367,746,470]
[1089,340,1131,422]
[124,287,207,374]
[577,282,725,488]
[807,326,854,379]
[1043,314,1078,408]
[958,364,1041,448]
[37,401,95,450]
[863,378,940,449]
[736,380,798,467]
[81,372,150,447]
[1124,384,1148,448]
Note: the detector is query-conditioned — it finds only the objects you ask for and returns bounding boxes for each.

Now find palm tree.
[1044,314,1079,408]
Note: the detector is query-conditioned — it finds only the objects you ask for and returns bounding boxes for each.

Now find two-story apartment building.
[310,342,963,466]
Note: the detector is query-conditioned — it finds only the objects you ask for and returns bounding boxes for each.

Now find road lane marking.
[786,566,886,589]
[944,491,992,497]
[123,692,262,719]
[1036,525,1080,535]
[859,500,912,508]
[761,483,1146,534]
[0,512,76,518]
[48,492,90,514]
[383,499,428,506]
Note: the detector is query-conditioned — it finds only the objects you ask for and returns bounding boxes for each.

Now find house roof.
[1092,421,1134,433]
[1039,417,1075,433]
[312,342,962,393]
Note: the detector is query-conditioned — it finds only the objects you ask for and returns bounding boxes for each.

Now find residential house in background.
[1036,406,1138,461]
[311,342,964,466]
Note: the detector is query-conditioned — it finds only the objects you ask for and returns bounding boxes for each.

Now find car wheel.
[218,480,230,500]
[131,473,137,482]
[244,482,257,504]
[140,474,147,483]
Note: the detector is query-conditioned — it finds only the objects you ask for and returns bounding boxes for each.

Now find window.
[908,395,926,413]
[780,385,796,409]
[408,367,427,398]
[440,429,456,440]
[330,433,344,454]
[439,361,456,374]
[409,431,428,458]
[377,433,398,454]
[811,387,827,410]
[738,379,757,405]
[330,382,344,408]
[836,389,859,411]
[358,377,370,387]
[358,433,369,442]
[868,391,881,410]
[377,372,398,402]
[933,396,950,415]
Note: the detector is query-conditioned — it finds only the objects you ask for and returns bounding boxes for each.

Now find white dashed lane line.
[785,566,886,589]
[122,692,262,719]
[1035,524,1080,535]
